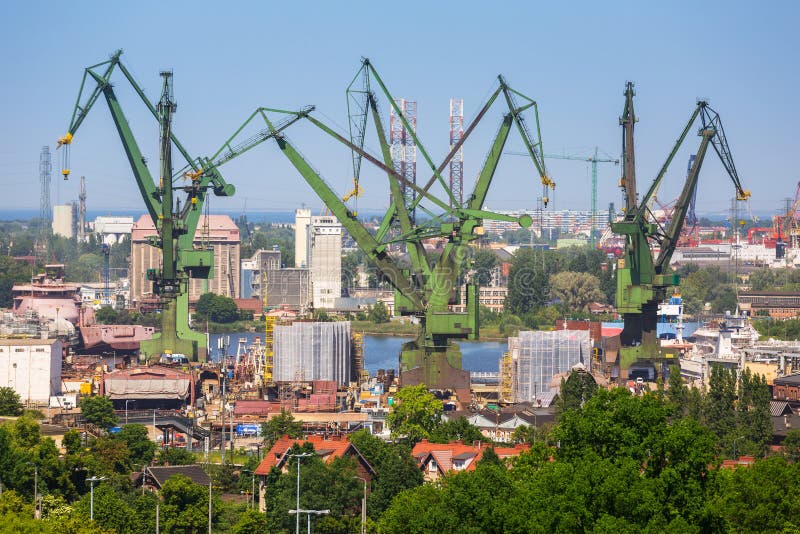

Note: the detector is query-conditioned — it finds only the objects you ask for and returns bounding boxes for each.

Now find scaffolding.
[511,330,591,402]
[352,332,366,384]
[274,321,352,385]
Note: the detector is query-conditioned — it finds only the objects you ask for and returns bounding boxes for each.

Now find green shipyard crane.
[57,51,302,361]
[217,59,553,398]
[612,82,749,376]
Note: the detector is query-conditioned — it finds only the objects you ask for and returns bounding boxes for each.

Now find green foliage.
[93,306,117,325]
[386,385,443,443]
[753,317,800,341]
[261,442,363,532]
[160,474,215,533]
[430,416,485,444]
[0,256,33,308]
[260,409,303,450]
[549,271,606,310]
[0,387,23,416]
[705,365,737,448]
[156,446,196,466]
[72,484,136,533]
[115,424,156,467]
[472,249,498,286]
[556,369,598,413]
[367,300,390,324]
[79,396,118,430]
[348,429,423,517]
[232,509,268,533]
[783,429,800,462]
[244,225,294,268]
[195,292,240,323]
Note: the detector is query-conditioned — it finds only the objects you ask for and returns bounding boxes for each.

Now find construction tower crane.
[612,82,749,376]
[57,51,302,361]
[215,58,552,399]
[507,148,619,242]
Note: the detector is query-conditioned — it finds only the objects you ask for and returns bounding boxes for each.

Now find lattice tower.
[449,98,464,211]
[389,99,417,223]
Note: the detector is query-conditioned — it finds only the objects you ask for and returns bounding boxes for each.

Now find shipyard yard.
[1,2,800,533]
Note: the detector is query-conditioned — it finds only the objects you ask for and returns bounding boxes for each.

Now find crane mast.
[611,85,749,375]
[58,51,245,361]
[216,59,550,398]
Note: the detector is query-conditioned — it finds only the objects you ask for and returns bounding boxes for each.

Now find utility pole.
[208,482,213,534]
[288,452,313,534]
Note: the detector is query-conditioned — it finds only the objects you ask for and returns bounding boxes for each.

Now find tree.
[556,368,598,414]
[549,271,605,311]
[232,509,268,534]
[195,292,239,323]
[347,430,423,517]
[260,409,303,450]
[94,306,118,325]
[666,365,688,418]
[430,416,485,444]
[0,256,33,308]
[706,365,737,449]
[79,395,118,430]
[160,474,215,533]
[367,301,390,324]
[0,387,23,416]
[783,429,800,462]
[115,424,157,467]
[473,249,498,286]
[386,385,443,442]
[506,248,550,315]
[156,447,196,466]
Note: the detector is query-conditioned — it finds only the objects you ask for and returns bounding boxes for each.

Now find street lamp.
[87,475,107,520]
[733,435,746,460]
[288,509,330,534]
[287,452,314,534]
[353,476,367,534]
[241,468,256,509]
[125,399,135,425]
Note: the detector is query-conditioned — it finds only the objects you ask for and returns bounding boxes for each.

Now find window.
[428,460,437,472]
[14,348,24,353]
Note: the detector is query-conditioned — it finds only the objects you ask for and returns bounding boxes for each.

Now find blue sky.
[0,1,797,220]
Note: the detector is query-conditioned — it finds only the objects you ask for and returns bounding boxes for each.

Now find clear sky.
[0,1,797,220]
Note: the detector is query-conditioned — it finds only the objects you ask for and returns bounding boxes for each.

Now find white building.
[52,204,75,239]
[309,215,342,309]
[93,216,134,246]
[0,339,62,405]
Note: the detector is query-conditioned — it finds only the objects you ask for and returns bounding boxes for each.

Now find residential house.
[254,434,376,512]
[442,408,553,443]
[411,439,530,482]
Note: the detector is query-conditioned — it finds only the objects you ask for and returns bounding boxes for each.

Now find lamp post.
[87,475,107,520]
[241,468,256,509]
[289,509,330,534]
[287,452,314,534]
[125,399,135,425]
[353,476,367,534]
[733,435,746,461]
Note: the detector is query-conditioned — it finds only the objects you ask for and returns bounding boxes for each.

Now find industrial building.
[273,321,352,385]
[92,215,134,246]
[0,339,62,405]
[241,248,311,310]
[294,209,342,309]
[507,330,591,402]
[52,204,75,239]
[130,214,240,307]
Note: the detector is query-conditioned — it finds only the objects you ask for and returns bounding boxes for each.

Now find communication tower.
[37,146,52,260]
[389,99,417,222]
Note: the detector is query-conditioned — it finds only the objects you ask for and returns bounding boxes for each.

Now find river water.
[207,332,507,374]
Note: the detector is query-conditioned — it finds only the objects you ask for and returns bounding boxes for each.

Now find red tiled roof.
[254,434,374,476]
[411,440,530,474]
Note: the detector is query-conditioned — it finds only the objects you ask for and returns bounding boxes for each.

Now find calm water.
[208,332,507,374]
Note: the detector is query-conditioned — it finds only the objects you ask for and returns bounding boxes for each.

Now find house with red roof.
[411,439,530,482]
[254,434,376,512]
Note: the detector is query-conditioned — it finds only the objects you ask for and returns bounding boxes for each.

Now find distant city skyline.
[1,2,797,217]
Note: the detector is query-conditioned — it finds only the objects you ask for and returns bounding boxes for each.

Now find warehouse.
[0,338,62,405]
